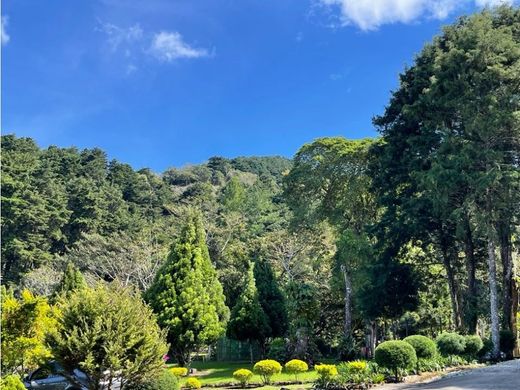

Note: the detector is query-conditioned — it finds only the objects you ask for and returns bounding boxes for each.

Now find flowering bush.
[284,359,308,381]
[233,369,253,387]
[253,360,282,384]
[184,378,201,390]
[170,367,188,378]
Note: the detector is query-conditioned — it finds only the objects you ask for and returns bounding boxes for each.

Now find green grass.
[171,361,319,387]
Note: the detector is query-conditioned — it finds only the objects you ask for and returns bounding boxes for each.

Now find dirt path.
[379,359,519,390]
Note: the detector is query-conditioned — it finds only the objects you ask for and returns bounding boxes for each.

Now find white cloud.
[96,20,143,50]
[318,0,516,30]
[1,15,10,45]
[150,31,209,61]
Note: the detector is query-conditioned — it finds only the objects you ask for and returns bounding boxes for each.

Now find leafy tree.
[1,288,57,375]
[145,211,229,366]
[48,283,168,390]
[227,262,270,361]
[54,262,86,297]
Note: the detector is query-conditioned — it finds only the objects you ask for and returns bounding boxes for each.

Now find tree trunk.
[498,221,514,332]
[440,241,463,330]
[340,264,352,339]
[462,215,478,334]
[486,238,501,360]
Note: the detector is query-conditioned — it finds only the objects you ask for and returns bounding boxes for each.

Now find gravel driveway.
[380,359,520,390]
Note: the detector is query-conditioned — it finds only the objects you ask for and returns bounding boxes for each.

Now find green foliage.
[0,375,25,390]
[0,287,57,375]
[314,364,338,380]
[253,360,282,384]
[499,330,516,358]
[227,262,270,344]
[48,283,168,388]
[337,360,383,385]
[55,262,86,298]
[130,370,180,390]
[403,335,436,359]
[464,335,483,357]
[266,338,288,362]
[145,212,229,366]
[436,333,466,356]
[233,369,253,387]
[374,340,417,381]
[170,367,188,378]
[284,359,308,381]
[184,378,201,389]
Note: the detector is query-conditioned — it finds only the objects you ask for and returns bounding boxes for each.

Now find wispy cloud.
[96,20,143,51]
[1,15,10,45]
[150,31,210,62]
[318,0,515,31]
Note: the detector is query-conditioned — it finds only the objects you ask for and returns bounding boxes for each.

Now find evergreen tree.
[253,259,288,338]
[227,262,270,361]
[145,211,229,366]
[55,262,86,297]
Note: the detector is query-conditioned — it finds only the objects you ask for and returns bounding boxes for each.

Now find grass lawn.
[173,361,318,387]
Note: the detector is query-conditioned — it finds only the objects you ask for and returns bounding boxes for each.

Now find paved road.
[381,359,520,390]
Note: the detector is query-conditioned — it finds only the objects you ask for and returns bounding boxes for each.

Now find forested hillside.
[1,6,519,366]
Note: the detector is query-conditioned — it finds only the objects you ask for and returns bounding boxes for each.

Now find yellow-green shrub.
[253,359,282,384]
[0,375,25,390]
[233,369,253,387]
[184,378,201,390]
[346,360,367,372]
[315,364,338,380]
[284,359,308,381]
[170,367,188,378]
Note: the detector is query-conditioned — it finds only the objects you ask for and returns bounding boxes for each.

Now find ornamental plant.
[403,335,437,359]
[374,340,417,382]
[253,360,282,385]
[233,369,253,388]
[184,378,201,390]
[464,335,483,357]
[436,333,465,356]
[170,367,189,378]
[314,364,338,381]
[337,361,371,385]
[284,359,308,382]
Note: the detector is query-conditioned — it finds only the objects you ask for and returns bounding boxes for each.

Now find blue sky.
[1,0,514,171]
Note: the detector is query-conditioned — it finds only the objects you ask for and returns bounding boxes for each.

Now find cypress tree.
[55,262,86,297]
[145,211,228,366]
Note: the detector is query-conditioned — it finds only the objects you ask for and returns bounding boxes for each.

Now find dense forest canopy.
[1,6,519,365]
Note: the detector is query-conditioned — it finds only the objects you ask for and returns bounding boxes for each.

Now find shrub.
[374,340,417,381]
[233,369,253,388]
[184,378,201,390]
[403,335,436,359]
[170,367,189,378]
[253,360,282,385]
[464,335,483,357]
[436,333,465,356]
[416,358,443,373]
[500,330,516,358]
[284,359,308,381]
[267,338,287,362]
[314,364,338,380]
[131,370,180,390]
[0,375,25,390]
[337,361,375,385]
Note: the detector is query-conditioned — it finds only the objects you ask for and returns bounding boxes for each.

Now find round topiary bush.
[170,367,189,378]
[233,369,253,388]
[436,333,466,356]
[284,359,308,381]
[403,335,436,359]
[184,377,201,390]
[464,335,483,357]
[253,359,282,385]
[374,340,417,381]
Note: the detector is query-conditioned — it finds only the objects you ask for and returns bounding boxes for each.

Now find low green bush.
[129,370,179,390]
[464,335,483,357]
[374,340,417,382]
[0,375,25,390]
[184,378,201,390]
[337,360,383,385]
[403,335,436,359]
[416,358,443,373]
[315,364,338,380]
[253,359,282,385]
[436,333,465,356]
[233,369,253,388]
[284,359,308,381]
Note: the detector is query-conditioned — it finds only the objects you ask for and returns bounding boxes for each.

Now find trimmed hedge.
[233,369,253,387]
[375,340,417,381]
[253,360,282,385]
[284,359,308,381]
[464,335,483,357]
[184,378,201,390]
[403,335,436,359]
[436,333,466,356]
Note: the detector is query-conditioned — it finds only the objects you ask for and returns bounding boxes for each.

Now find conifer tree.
[227,262,270,362]
[55,262,86,297]
[145,211,228,366]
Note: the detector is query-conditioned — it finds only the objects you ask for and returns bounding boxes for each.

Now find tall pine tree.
[145,211,228,366]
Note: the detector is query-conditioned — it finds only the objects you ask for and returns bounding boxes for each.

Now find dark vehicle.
[23,362,88,390]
